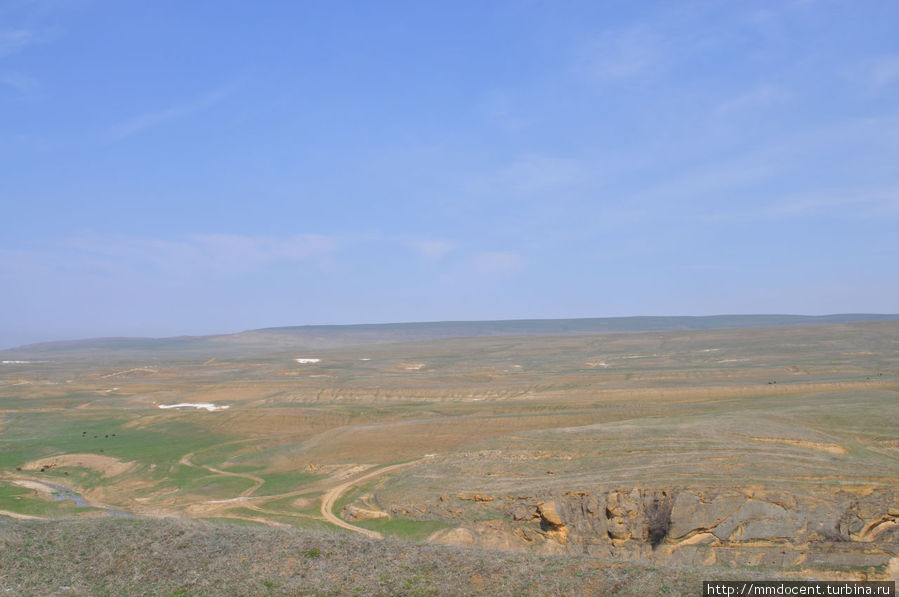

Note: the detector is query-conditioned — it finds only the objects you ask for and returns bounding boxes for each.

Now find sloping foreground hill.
[4,313,899,359]
[0,517,784,596]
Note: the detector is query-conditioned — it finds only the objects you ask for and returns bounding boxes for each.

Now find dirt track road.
[320,459,425,539]
[179,452,265,497]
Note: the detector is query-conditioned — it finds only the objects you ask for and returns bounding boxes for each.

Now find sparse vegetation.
[1,319,897,590]
[0,517,786,596]
[303,546,320,559]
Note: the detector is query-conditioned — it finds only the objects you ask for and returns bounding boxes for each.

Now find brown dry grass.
[0,517,786,596]
[1,320,896,583]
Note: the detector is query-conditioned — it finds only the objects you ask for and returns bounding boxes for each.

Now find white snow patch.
[2,360,44,364]
[699,348,720,352]
[359,358,371,361]
[159,403,229,412]
[295,358,321,364]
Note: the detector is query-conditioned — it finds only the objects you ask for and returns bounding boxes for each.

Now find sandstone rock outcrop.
[341,505,389,521]
[423,486,898,578]
[537,501,568,543]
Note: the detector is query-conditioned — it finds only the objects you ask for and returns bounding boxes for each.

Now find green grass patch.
[219,507,266,520]
[215,463,260,474]
[333,483,365,515]
[0,411,230,473]
[257,471,321,495]
[153,465,255,497]
[0,482,94,517]
[354,517,448,541]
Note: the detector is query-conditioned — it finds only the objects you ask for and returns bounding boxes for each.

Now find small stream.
[42,481,135,517]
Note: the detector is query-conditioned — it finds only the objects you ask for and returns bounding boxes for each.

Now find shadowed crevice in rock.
[646,492,673,548]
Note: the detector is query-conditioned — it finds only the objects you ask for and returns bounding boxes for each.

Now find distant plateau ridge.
[3,313,898,359]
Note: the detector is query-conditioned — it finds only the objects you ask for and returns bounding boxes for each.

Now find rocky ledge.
[413,486,898,579]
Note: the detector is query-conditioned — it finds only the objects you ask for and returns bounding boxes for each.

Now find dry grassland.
[0,320,897,588]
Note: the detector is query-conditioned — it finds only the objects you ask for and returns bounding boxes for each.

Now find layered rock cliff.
[412,486,898,578]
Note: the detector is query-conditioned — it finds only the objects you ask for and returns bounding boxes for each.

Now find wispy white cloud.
[130,233,337,274]
[491,154,582,194]
[693,185,899,223]
[166,233,337,273]
[572,3,720,85]
[577,26,661,81]
[715,85,790,115]
[0,29,39,57]
[3,233,341,281]
[865,54,899,91]
[470,250,524,275]
[619,111,899,224]
[0,71,36,92]
[627,156,783,211]
[759,187,899,219]
[479,89,530,132]
[106,87,231,141]
[408,239,454,260]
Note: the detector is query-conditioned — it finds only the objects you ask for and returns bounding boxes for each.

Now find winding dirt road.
[319,459,425,539]
[179,452,265,497]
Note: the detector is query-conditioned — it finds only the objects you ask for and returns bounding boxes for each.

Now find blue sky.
[1,1,898,347]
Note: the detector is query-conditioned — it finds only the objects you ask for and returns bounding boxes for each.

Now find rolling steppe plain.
[1,316,897,594]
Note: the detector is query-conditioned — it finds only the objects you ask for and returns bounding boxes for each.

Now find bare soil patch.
[22,454,135,478]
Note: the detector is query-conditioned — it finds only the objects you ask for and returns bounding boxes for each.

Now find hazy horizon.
[3,1,898,348]
[4,312,899,351]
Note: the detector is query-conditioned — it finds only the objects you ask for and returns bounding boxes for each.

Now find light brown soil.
[0,510,44,520]
[23,454,135,478]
